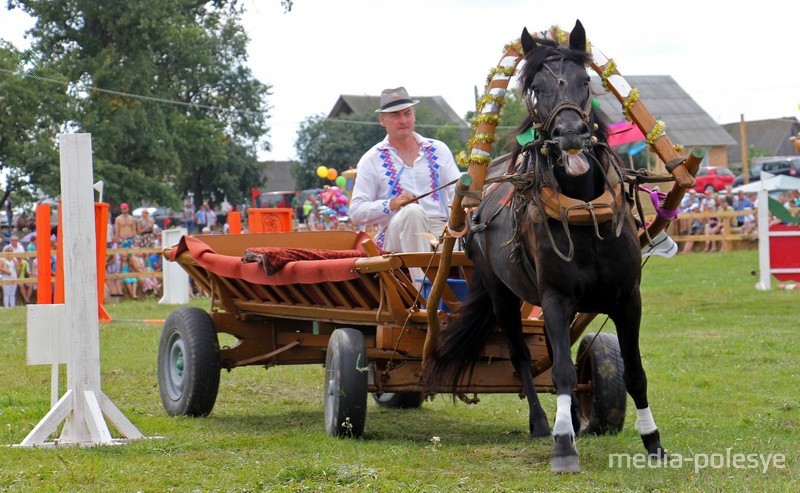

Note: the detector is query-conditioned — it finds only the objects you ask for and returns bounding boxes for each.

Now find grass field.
[1,249,798,492]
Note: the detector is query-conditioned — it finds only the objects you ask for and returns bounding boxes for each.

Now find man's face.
[379,108,416,139]
[121,208,129,215]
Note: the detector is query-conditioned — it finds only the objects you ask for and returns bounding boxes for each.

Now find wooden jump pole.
[17,133,145,447]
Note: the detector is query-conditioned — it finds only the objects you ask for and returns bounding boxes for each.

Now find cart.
[158,28,702,438]
[158,230,627,437]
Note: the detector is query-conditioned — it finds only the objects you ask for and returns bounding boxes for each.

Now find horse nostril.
[552,125,564,138]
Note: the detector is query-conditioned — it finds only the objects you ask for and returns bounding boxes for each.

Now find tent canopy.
[731,172,800,194]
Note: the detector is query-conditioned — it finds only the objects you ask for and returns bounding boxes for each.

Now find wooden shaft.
[641,147,704,247]
[422,174,472,368]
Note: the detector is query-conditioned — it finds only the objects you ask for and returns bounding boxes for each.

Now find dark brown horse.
[424,20,666,472]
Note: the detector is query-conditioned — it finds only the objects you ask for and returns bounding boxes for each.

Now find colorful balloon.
[327,168,338,181]
[316,166,328,178]
[335,176,346,188]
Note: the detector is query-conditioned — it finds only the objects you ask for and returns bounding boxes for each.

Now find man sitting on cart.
[349,87,462,283]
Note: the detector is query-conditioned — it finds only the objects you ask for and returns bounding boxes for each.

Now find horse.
[424,20,666,472]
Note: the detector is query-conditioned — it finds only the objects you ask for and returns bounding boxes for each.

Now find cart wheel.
[158,307,221,417]
[371,392,424,409]
[324,328,368,438]
[575,332,626,435]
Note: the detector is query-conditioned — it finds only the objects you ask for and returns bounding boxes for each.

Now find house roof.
[329,94,468,126]
[721,117,800,167]
[590,75,737,148]
[262,161,297,192]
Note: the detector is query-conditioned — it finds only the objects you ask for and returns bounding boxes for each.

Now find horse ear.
[569,19,586,52]
[521,27,536,55]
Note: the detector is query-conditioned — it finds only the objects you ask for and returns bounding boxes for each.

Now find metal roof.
[590,75,737,148]
[721,117,800,167]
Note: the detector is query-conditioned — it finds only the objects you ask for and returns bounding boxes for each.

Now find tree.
[0,42,72,208]
[6,0,270,209]
[293,113,385,191]
[463,89,528,158]
[293,109,472,190]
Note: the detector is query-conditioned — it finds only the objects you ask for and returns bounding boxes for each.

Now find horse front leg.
[610,297,667,459]
[541,296,580,473]
[496,306,551,439]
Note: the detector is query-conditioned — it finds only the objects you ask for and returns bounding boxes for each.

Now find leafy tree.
[293,109,473,190]
[0,42,71,208]
[464,89,528,158]
[293,113,385,191]
[6,0,270,210]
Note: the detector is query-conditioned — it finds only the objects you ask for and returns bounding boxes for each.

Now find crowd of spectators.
[676,185,800,253]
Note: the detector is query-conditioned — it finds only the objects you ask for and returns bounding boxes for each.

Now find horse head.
[519,20,596,182]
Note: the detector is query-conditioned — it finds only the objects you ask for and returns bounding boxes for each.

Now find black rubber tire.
[324,328,368,437]
[575,332,627,435]
[158,307,221,417]
[371,392,424,409]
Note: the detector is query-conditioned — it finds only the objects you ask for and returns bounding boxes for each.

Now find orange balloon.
[327,168,338,181]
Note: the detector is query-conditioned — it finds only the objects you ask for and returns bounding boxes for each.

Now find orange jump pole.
[227,211,242,234]
[54,205,65,304]
[95,203,111,322]
[35,203,52,304]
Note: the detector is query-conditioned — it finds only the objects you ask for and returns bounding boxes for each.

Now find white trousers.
[382,204,454,285]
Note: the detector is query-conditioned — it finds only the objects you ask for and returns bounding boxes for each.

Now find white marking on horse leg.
[552,394,574,436]
[635,406,658,435]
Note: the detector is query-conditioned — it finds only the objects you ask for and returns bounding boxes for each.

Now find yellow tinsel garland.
[646,120,667,148]
[622,88,640,122]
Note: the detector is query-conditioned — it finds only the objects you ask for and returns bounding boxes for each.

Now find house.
[329,94,466,124]
[261,160,297,192]
[591,75,737,170]
[329,94,471,141]
[721,117,800,171]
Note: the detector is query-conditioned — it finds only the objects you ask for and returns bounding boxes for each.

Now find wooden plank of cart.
[160,230,574,437]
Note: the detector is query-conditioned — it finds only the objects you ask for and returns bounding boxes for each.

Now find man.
[349,87,461,262]
[114,203,137,248]
[8,234,24,254]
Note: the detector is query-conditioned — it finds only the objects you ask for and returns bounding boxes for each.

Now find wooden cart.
[158,230,626,437]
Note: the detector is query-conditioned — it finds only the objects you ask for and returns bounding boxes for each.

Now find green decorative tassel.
[516,127,537,146]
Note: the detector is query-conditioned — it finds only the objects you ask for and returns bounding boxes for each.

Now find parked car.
[733,156,800,187]
[258,191,295,208]
[693,166,735,192]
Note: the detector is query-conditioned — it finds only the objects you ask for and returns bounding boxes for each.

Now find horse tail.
[424,269,497,396]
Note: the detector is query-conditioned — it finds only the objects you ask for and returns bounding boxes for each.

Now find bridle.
[523,55,593,152]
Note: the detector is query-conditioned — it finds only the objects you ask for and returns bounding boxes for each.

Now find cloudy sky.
[3,0,798,162]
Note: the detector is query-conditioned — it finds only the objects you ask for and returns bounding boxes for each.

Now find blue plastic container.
[419,278,468,313]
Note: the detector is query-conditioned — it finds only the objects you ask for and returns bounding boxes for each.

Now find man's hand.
[390,192,415,211]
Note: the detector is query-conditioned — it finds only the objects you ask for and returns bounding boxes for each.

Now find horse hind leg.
[498,319,551,439]
[493,289,550,439]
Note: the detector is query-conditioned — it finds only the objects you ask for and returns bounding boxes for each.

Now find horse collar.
[536,182,624,225]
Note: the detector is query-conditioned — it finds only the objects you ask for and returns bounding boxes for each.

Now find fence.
[0,247,163,288]
[658,208,759,253]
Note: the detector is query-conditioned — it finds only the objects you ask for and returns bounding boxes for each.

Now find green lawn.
[1,250,798,492]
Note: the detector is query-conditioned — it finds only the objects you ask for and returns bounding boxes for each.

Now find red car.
[693,166,735,193]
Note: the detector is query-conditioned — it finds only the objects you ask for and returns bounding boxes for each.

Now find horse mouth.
[562,150,590,176]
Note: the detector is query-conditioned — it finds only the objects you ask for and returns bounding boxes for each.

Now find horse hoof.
[551,434,580,473]
[641,430,668,459]
[551,455,581,473]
